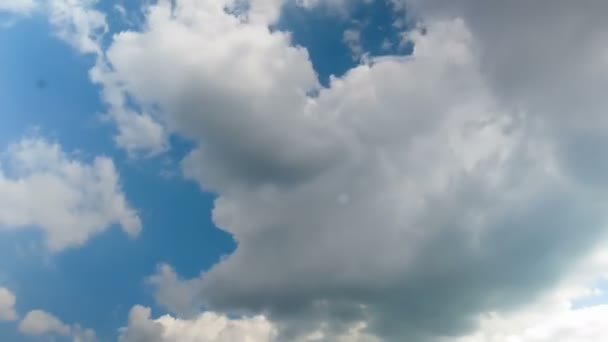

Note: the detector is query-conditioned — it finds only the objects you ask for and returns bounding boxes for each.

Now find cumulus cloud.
[0,287,18,321]
[73,0,608,340]
[90,56,169,157]
[118,305,277,342]
[19,310,71,336]
[142,246,608,342]
[19,309,96,341]
[106,0,326,169]
[0,137,141,251]
[46,0,108,55]
[120,304,384,342]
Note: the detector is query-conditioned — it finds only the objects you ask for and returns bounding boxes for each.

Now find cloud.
[19,310,71,336]
[448,247,608,342]
[90,58,169,157]
[455,305,608,342]
[46,0,107,55]
[75,0,608,340]
[0,137,141,251]
[0,0,38,15]
[0,287,18,321]
[18,309,96,341]
[1,0,106,54]
[146,264,204,318]
[343,28,363,60]
[138,245,608,342]
[118,305,277,342]
[119,304,379,342]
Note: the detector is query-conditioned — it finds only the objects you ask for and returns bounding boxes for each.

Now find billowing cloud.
[0,137,141,251]
[70,0,608,340]
[140,246,608,341]
[18,309,96,341]
[118,305,277,342]
[119,304,381,342]
[19,310,71,336]
[0,287,18,321]
[90,57,169,157]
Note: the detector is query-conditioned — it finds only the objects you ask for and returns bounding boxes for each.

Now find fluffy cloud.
[0,287,18,321]
[0,290,95,341]
[46,0,107,55]
[19,309,96,341]
[106,0,323,167]
[119,304,381,342]
[19,310,71,336]
[90,55,169,157]
[93,0,608,340]
[118,305,277,342]
[0,137,141,251]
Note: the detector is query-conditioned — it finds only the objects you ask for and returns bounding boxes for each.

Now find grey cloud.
[107,1,608,341]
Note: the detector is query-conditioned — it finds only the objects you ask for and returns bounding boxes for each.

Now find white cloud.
[19,310,71,336]
[0,0,38,15]
[453,305,608,342]
[106,0,336,188]
[118,305,277,342]
[0,287,18,321]
[0,137,141,251]
[46,0,107,55]
[119,304,381,342]
[90,58,169,157]
[19,309,96,341]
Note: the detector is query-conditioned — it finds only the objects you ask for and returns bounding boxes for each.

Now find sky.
[1,0,608,341]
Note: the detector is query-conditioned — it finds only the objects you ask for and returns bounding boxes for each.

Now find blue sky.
[2,1,608,342]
